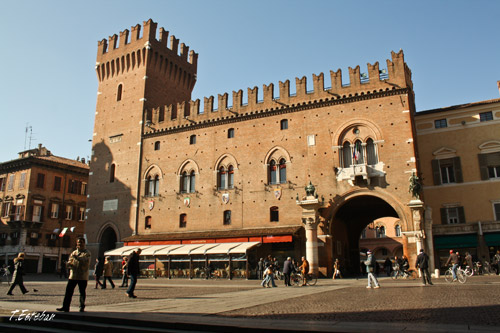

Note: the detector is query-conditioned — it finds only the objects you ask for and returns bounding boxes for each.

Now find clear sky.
[1,0,498,163]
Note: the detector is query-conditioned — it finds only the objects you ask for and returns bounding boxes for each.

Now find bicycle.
[444,266,467,283]
[291,272,317,286]
[463,265,475,277]
[390,268,417,280]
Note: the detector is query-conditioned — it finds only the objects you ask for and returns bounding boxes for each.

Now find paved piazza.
[0,274,499,330]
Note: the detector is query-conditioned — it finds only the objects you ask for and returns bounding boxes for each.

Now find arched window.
[269,160,277,184]
[280,119,288,130]
[270,206,279,222]
[189,171,196,193]
[228,165,234,189]
[154,141,160,151]
[395,225,401,237]
[342,142,352,167]
[223,210,231,225]
[227,128,235,139]
[180,171,189,193]
[179,214,187,228]
[117,84,123,101]
[110,164,116,183]
[366,138,378,165]
[154,175,159,196]
[190,135,196,145]
[218,166,226,190]
[353,140,364,164]
[145,216,152,229]
[146,175,152,196]
[376,226,386,238]
[279,159,287,184]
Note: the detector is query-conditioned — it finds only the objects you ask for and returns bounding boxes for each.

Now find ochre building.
[0,145,89,273]
[86,19,427,277]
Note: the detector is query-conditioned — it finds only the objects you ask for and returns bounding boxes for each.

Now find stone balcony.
[336,162,386,186]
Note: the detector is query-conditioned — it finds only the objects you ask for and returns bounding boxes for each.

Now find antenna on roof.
[24,124,33,150]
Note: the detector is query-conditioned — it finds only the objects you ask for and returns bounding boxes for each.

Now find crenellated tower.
[86,19,198,258]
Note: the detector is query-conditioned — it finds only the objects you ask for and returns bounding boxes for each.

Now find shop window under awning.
[434,234,477,249]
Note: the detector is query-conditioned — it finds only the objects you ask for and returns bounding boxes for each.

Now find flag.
[353,146,359,161]
[59,227,68,238]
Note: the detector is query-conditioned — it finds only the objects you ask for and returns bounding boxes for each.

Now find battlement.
[96,19,197,82]
[143,50,413,135]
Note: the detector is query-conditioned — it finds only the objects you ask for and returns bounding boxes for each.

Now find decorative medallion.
[221,193,229,204]
[274,187,282,200]
[148,200,154,211]
[184,197,191,207]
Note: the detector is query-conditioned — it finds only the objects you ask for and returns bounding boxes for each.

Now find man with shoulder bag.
[364,250,380,289]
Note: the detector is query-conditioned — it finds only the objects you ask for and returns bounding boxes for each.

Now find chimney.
[497,80,500,96]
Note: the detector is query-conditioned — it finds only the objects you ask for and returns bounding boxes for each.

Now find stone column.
[407,199,425,268]
[297,195,321,275]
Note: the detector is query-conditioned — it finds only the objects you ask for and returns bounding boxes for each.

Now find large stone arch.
[326,189,411,275]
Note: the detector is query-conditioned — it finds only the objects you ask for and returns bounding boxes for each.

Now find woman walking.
[102,257,115,289]
[7,253,28,295]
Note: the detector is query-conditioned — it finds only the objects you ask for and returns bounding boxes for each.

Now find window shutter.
[478,154,489,180]
[432,160,441,185]
[458,206,466,224]
[453,157,463,183]
[40,206,44,222]
[440,208,447,224]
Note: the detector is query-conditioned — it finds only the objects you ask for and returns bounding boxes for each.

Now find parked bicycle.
[290,272,317,286]
[444,266,467,283]
[391,267,417,280]
[463,265,475,277]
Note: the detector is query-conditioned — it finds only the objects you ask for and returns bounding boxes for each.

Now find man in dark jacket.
[445,249,460,281]
[126,248,141,298]
[282,257,294,286]
[415,249,433,286]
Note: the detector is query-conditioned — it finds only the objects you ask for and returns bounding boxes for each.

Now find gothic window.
[376,226,386,238]
[366,138,378,165]
[228,128,235,139]
[145,216,152,229]
[110,164,116,183]
[189,171,196,193]
[279,159,287,183]
[218,166,226,190]
[353,140,364,164]
[270,206,279,222]
[154,141,160,151]
[280,119,288,130]
[218,165,235,190]
[395,225,401,237]
[342,141,352,167]
[190,135,196,145]
[228,165,234,189]
[179,213,187,228]
[117,84,123,101]
[223,210,231,225]
[269,160,277,184]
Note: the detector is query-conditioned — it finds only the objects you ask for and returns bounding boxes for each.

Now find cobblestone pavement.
[1,274,499,328]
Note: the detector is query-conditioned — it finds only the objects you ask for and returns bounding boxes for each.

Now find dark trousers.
[103,276,115,288]
[94,275,103,288]
[126,274,137,295]
[62,279,87,310]
[7,278,27,294]
[283,272,291,286]
[420,268,432,285]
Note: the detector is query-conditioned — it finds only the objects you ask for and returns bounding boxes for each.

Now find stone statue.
[409,172,422,200]
[305,181,315,197]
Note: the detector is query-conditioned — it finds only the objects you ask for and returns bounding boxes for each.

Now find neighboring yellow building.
[416,94,500,270]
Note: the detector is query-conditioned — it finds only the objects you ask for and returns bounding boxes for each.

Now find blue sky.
[1,0,499,162]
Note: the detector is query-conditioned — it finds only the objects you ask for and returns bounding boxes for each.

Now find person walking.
[126,248,142,298]
[102,256,115,289]
[333,258,342,280]
[93,258,104,289]
[282,257,294,286]
[365,250,380,289]
[445,249,460,281]
[493,250,500,275]
[260,262,277,288]
[257,258,264,280]
[7,253,28,295]
[415,248,433,286]
[57,237,91,312]
[120,256,129,287]
[383,257,392,277]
